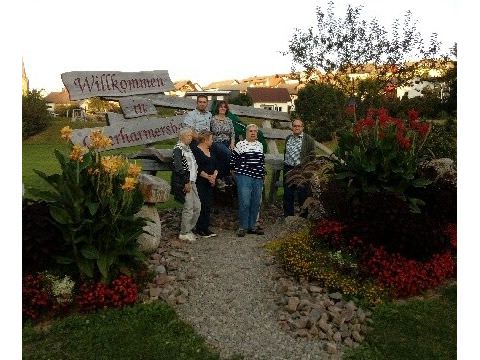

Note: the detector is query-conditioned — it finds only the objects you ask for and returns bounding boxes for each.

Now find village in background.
[21,59,453,122]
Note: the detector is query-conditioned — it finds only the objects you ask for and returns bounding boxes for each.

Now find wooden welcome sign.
[61,70,174,100]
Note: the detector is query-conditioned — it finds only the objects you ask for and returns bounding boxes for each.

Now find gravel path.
[173,219,339,360]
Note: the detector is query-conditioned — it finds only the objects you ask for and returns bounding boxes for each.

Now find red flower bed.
[362,246,455,297]
[76,275,138,312]
[313,218,456,298]
[22,274,52,320]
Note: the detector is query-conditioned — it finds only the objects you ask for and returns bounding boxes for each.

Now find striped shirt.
[183,109,212,132]
[231,140,265,179]
[173,142,198,182]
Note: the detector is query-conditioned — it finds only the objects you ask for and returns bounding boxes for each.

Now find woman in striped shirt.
[230,123,265,237]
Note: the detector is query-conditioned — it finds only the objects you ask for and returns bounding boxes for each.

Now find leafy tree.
[22,89,52,139]
[283,1,450,94]
[228,93,253,106]
[295,82,347,141]
[87,97,120,114]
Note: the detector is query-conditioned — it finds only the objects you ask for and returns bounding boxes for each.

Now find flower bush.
[32,127,147,283]
[333,108,432,213]
[23,274,52,321]
[76,275,138,312]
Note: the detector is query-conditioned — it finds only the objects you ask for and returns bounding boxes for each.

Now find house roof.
[247,87,291,103]
[218,83,249,92]
[276,83,299,95]
[44,89,77,104]
[173,80,198,91]
[204,79,239,89]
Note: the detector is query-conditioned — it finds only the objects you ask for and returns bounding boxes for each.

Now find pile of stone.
[273,276,372,352]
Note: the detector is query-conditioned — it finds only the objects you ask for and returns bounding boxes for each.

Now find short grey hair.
[178,127,193,139]
[246,123,258,131]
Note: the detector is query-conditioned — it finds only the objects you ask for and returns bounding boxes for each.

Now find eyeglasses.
[219,106,227,109]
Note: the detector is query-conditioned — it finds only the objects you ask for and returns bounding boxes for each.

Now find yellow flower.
[70,145,87,162]
[101,155,124,175]
[127,163,142,178]
[89,130,112,150]
[60,126,72,141]
[121,177,137,191]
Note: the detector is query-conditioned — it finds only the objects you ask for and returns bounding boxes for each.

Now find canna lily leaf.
[55,256,74,264]
[50,206,72,224]
[81,245,99,259]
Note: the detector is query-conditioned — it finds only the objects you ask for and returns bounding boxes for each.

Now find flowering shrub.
[23,274,52,320]
[362,245,455,298]
[274,230,385,305]
[333,108,432,213]
[76,275,138,312]
[44,273,75,305]
[32,127,146,283]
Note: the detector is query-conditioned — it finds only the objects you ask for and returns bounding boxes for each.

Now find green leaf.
[50,206,72,224]
[77,257,95,278]
[55,256,74,264]
[80,245,99,259]
[412,178,432,187]
[87,202,99,216]
[97,254,115,281]
[54,149,67,168]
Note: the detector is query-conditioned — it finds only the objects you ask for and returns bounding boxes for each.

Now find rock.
[156,265,167,274]
[328,292,343,300]
[137,222,162,253]
[325,342,337,354]
[357,308,366,322]
[176,295,187,304]
[318,320,331,333]
[155,273,169,285]
[294,317,309,329]
[309,285,323,293]
[309,325,319,336]
[149,287,161,297]
[344,337,354,347]
[345,300,357,312]
[296,329,309,338]
[309,308,323,324]
[287,297,300,313]
[177,272,186,281]
[352,330,364,342]
[298,299,312,311]
[333,331,342,342]
[166,294,177,306]
[138,174,171,203]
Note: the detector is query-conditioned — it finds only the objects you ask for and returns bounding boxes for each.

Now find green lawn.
[345,282,456,360]
[23,302,226,360]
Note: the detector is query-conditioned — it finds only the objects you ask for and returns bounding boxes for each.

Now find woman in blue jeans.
[230,124,265,237]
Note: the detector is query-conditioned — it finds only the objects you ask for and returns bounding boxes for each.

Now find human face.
[181,131,193,145]
[292,120,304,136]
[218,104,228,115]
[246,127,258,142]
[205,135,213,148]
[196,97,208,112]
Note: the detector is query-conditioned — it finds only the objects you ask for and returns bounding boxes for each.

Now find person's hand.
[208,175,216,186]
[183,182,192,193]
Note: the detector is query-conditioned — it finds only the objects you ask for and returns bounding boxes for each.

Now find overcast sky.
[20,0,457,93]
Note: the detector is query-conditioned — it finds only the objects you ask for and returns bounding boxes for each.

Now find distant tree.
[295,82,348,141]
[283,1,451,95]
[22,90,51,139]
[87,97,120,114]
[228,93,253,106]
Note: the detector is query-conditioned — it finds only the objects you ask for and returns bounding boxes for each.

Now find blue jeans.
[235,174,263,231]
[283,164,309,217]
[211,141,231,178]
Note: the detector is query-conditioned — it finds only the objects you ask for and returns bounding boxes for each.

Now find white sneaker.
[179,233,196,242]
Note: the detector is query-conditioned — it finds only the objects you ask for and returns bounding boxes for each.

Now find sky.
[19,0,458,94]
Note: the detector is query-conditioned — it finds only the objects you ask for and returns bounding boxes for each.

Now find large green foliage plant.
[32,127,146,283]
[332,108,432,213]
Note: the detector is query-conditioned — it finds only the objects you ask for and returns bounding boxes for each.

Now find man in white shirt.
[183,95,212,147]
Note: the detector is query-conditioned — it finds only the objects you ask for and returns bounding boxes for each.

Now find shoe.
[198,229,217,238]
[247,228,265,235]
[237,228,246,237]
[179,233,196,242]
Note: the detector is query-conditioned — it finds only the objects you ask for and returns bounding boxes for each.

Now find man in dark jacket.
[283,118,315,217]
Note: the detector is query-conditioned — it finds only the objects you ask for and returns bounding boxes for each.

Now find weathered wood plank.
[119,96,157,118]
[105,94,291,122]
[70,115,185,150]
[61,71,174,100]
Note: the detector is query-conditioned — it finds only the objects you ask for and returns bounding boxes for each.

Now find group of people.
[170,95,315,242]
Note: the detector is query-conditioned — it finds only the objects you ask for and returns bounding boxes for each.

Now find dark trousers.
[211,140,231,178]
[283,164,309,217]
[195,179,213,232]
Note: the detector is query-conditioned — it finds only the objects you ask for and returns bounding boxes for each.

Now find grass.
[345,282,456,360]
[23,302,225,360]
